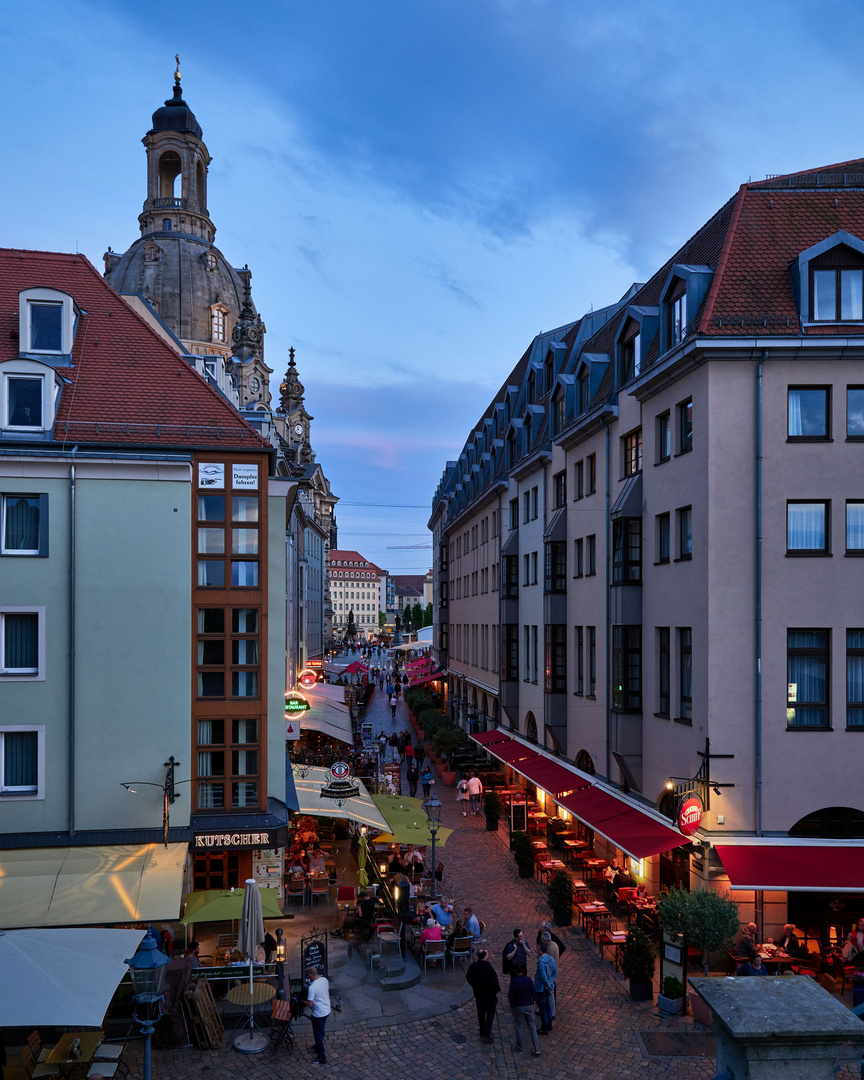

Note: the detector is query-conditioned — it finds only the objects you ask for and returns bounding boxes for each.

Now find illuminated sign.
[330,761,351,780]
[678,796,703,836]
[285,692,310,714]
[298,668,318,689]
[307,659,323,669]
[195,831,272,849]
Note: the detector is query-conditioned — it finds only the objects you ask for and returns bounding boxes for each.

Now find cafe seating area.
[5,1030,130,1080]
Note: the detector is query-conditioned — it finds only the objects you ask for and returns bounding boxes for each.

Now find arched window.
[525,712,538,744]
[789,806,864,839]
[158,150,182,200]
[576,749,595,775]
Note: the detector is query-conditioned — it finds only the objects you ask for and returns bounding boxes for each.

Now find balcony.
[153,197,187,209]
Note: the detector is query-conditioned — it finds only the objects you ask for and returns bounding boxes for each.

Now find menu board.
[252,847,284,900]
[511,800,527,833]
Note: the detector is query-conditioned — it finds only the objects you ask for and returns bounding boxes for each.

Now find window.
[667,279,686,346]
[578,371,590,413]
[1,494,47,556]
[1,609,43,678]
[657,513,670,563]
[788,387,829,439]
[847,503,864,552]
[523,625,531,680]
[5,375,43,429]
[678,628,692,721]
[574,538,584,578]
[677,506,692,559]
[587,627,596,696]
[554,471,566,508]
[847,387,864,437]
[523,554,530,586]
[847,631,864,728]
[545,625,566,693]
[19,288,76,355]
[29,303,62,352]
[612,626,641,711]
[531,625,538,682]
[612,519,641,584]
[787,630,829,728]
[502,625,519,681]
[553,394,565,436]
[620,330,641,384]
[812,266,864,321]
[211,307,227,342]
[623,429,642,476]
[586,534,596,576]
[787,501,829,554]
[0,728,43,796]
[531,486,539,519]
[531,551,538,585]
[575,626,584,695]
[574,460,584,500]
[502,555,518,598]
[658,628,670,716]
[657,413,671,462]
[523,491,531,524]
[587,454,597,494]
[678,399,693,453]
[545,541,567,592]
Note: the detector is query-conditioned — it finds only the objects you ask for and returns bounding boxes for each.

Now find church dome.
[150,84,203,139]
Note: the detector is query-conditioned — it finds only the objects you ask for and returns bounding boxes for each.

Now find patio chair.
[87,1064,124,1080]
[269,998,295,1055]
[309,878,330,906]
[449,935,473,971]
[422,938,446,973]
[817,972,837,994]
[831,952,858,994]
[335,885,357,928]
[285,878,306,908]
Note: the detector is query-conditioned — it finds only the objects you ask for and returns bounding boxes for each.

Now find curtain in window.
[788,632,827,725]
[847,631,864,727]
[197,782,225,809]
[787,503,825,549]
[848,504,864,550]
[4,731,37,788]
[4,613,38,669]
[198,751,213,777]
[232,671,258,697]
[788,391,803,437]
[4,497,39,551]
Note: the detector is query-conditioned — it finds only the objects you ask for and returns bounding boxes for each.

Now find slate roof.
[0,249,269,450]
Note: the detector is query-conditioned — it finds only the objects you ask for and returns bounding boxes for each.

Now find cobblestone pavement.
[135,666,724,1078]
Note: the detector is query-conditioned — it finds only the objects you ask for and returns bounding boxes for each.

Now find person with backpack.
[456,776,470,817]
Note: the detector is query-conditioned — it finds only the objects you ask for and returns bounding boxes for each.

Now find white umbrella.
[234,879,267,1053]
[0,927,146,1027]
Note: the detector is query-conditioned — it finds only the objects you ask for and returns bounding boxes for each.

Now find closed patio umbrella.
[357,832,369,888]
[234,879,267,1053]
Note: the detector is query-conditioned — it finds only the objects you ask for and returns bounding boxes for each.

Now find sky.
[3,0,864,572]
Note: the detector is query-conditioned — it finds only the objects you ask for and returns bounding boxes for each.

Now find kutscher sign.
[678,796,703,836]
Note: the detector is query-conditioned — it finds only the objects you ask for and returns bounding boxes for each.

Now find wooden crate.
[183,976,223,1050]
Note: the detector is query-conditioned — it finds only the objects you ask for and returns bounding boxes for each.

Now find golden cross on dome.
[174,54,181,85]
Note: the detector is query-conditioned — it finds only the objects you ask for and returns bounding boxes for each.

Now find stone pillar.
[689,976,863,1080]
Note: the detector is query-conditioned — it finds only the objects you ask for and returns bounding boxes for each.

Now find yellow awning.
[291,767,390,830]
[0,843,188,928]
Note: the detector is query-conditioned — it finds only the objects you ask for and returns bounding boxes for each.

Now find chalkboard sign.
[300,930,328,986]
[511,800,527,833]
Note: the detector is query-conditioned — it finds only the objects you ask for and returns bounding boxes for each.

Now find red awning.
[407,672,443,687]
[494,742,540,765]
[715,845,864,892]
[516,757,590,796]
[558,787,689,860]
[471,730,515,747]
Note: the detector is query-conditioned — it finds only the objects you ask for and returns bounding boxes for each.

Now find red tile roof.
[328,549,387,577]
[0,249,269,449]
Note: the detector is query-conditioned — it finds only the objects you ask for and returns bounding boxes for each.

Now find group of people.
[455,772,484,816]
[464,922,565,1055]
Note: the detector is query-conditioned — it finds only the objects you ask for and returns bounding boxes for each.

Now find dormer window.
[620,329,641,384]
[796,234,864,324]
[5,376,43,429]
[578,371,590,414]
[813,266,864,321]
[553,392,565,436]
[667,279,686,347]
[527,372,535,404]
[19,288,77,356]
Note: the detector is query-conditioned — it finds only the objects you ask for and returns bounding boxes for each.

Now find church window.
[211,308,227,343]
[204,253,217,272]
[162,219,172,232]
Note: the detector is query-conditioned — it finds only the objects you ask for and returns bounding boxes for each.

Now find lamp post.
[125,927,169,1080]
[425,796,442,901]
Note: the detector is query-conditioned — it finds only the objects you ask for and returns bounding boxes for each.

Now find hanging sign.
[285,719,301,741]
[285,692,310,714]
[232,463,258,490]
[330,761,351,781]
[298,668,318,689]
[678,796,704,836]
[198,462,224,489]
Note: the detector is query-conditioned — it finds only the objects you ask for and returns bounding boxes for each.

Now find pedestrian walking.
[406,762,419,798]
[404,739,415,765]
[508,964,540,1056]
[421,763,433,799]
[466,948,501,1043]
[415,742,426,767]
[534,940,557,1034]
[397,730,408,762]
[303,964,331,1065]
[467,772,484,815]
[456,776,470,817]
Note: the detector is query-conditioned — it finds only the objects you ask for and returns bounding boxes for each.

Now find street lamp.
[125,927,169,1080]
[425,796,442,901]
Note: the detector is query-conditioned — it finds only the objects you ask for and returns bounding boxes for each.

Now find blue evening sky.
[3,1,861,571]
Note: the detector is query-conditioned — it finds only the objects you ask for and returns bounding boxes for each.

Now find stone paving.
[121,663,758,1077]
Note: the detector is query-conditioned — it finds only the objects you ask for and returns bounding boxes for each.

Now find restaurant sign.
[195,830,274,849]
[285,692,310,713]
[298,668,318,689]
[678,796,703,836]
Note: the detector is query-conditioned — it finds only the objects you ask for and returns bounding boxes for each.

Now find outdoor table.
[577,901,609,937]
[756,947,796,971]
[537,859,566,884]
[46,1033,104,1077]
[581,857,608,870]
[376,929,402,959]
[600,928,628,964]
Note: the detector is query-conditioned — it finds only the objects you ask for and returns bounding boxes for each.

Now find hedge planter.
[485,817,499,832]
[629,980,653,1002]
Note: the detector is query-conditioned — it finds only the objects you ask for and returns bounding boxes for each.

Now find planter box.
[485,817,499,832]
[441,771,456,787]
[628,980,653,1002]
[552,910,572,927]
[658,993,686,1015]
[517,863,534,879]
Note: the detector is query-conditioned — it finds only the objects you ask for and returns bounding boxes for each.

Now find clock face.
[294,423,304,436]
[249,376,261,394]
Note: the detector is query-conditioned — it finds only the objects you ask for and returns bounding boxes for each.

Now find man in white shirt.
[303,964,332,1065]
[467,773,484,816]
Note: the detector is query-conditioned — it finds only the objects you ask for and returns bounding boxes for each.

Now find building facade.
[329,550,387,640]
[431,156,864,937]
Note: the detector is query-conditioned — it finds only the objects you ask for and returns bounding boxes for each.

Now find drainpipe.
[68,445,78,837]
[755,351,767,837]
[604,421,612,780]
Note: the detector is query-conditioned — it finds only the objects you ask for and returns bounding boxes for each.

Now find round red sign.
[298,668,318,689]
[330,761,350,780]
[678,796,703,836]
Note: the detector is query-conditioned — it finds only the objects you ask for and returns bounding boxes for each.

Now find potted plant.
[656,886,740,975]
[484,790,503,832]
[511,830,535,879]
[657,975,686,1014]
[621,926,656,1001]
[432,725,463,787]
[547,870,575,926]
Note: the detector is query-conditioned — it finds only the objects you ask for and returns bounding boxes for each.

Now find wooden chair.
[792,951,822,978]
[270,998,295,1054]
[449,935,473,970]
[309,878,329,906]
[817,972,837,994]
[285,878,306,908]
[335,885,357,928]
[597,917,617,960]
[421,938,446,972]
[831,953,857,993]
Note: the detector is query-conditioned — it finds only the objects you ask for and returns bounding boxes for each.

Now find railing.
[152,197,186,209]
[55,420,266,444]
[763,172,864,188]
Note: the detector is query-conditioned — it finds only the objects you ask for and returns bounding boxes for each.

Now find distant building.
[391,572,433,616]
[329,550,388,639]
